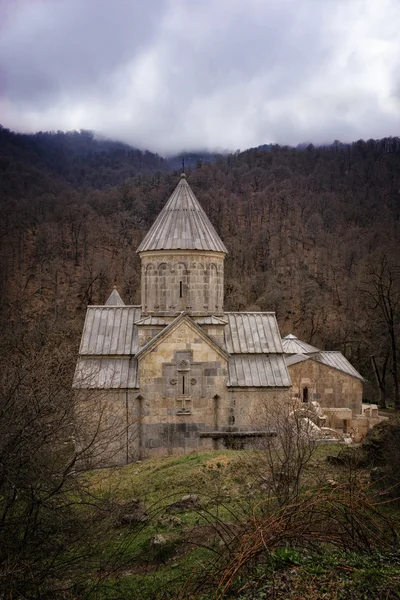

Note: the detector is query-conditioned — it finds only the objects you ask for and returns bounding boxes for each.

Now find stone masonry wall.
[74,390,140,469]
[138,319,229,457]
[288,360,363,415]
[228,387,291,429]
[140,250,225,316]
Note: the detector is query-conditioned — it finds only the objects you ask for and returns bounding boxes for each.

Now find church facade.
[73,174,291,467]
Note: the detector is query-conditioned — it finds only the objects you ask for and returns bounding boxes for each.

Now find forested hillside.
[1,128,399,403]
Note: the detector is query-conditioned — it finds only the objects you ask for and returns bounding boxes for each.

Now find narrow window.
[179,281,183,298]
[182,374,185,395]
[303,387,309,402]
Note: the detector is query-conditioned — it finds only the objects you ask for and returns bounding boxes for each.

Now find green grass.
[83,450,250,503]
[73,451,259,598]
[88,545,214,600]
[234,548,400,600]
[63,445,400,599]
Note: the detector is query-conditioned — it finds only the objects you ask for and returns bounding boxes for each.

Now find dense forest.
[1,126,400,404]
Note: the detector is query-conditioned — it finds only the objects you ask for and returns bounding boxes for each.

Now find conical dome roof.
[137,174,228,253]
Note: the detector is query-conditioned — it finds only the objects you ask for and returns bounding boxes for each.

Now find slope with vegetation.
[1,128,400,597]
[1,128,399,404]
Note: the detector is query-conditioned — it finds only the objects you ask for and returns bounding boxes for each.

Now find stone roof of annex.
[282,333,320,355]
[136,174,228,254]
[284,351,364,381]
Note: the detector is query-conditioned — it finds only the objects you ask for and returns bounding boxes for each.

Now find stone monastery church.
[73,174,367,468]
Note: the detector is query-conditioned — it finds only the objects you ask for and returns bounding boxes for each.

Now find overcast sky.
[0,0,399,154]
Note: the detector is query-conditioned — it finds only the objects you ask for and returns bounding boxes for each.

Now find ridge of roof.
[225,311,277,315]
[86,305,141,308]
[136,174,228,254]
[134,316,172,326]
[195,315,228,325]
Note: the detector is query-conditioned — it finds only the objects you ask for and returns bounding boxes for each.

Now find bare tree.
[361,254,400,408]
[0,328,121,598]
[251,396,318,506]
[371,352,390,409]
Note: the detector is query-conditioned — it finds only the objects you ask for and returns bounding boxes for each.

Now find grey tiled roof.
[314,351,364,381]
[284,353,309,367]
[137,174,228,253]
[285,351,364,381]
[79,306,141,355]
[76,304,290,389]
[105,287,125,306]
[73,357,138,389]
[282,334,319,355]
[228,355,291,387]
[134,316,172,326]
[224,313,283,354]
[195,315,228,325]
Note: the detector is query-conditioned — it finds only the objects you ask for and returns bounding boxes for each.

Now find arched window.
[175,262,186,307]
[145,263,155,311]
[158,262,169,310]
[209,264,218,312]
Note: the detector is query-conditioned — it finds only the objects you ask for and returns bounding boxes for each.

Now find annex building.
[73,174,367,467]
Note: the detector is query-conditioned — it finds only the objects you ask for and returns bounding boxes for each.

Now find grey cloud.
[0,0,399,153]
[1,0,165,105]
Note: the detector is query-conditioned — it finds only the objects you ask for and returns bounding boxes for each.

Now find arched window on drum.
[209,264,218,312]
[158,263,169,311]
[175,262,187,309]
[145,263,156,311]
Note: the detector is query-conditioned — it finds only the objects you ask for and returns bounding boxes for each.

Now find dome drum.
[140,250,225,317]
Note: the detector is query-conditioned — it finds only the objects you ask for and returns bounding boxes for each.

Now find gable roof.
[314,352,364,381]
[73,357,138,389]
[224,313,283,354]
[284,351,364,381]
[135,312,229,361]
[285,353,309,367]
[79,306,141,355]
[105,286,125,306]
[137,174,228,254]
[228,355,291,387]
[282,333,319,355]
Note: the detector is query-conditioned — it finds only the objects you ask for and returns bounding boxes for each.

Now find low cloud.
[0,0,399,153]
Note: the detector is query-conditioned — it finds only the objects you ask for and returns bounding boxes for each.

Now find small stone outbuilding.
[283,334,364,414]
[283,334,366,434]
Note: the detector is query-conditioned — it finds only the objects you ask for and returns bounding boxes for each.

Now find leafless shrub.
[0,329,131,598]
[249,397,319,506]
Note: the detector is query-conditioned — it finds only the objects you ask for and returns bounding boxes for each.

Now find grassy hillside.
[53,448,400,599]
